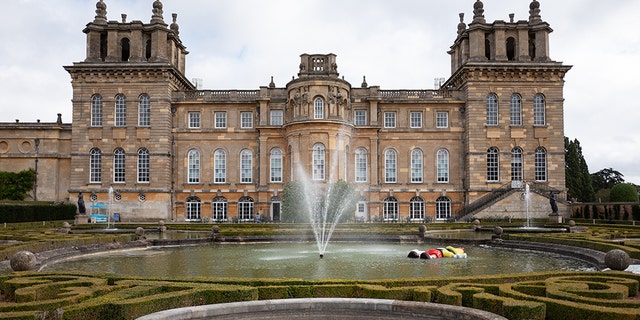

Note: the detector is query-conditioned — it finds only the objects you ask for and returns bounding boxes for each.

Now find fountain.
[106,186,116,230]
[524,183,531,228]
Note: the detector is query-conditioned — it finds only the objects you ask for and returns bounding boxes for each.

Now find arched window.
[383,196,398,222]
[89,148,102,183]
[314,97,324,119]
[113,147,125,183]
[137,148,150,183]
[188,149,200,183]
[238,196,254,221]
[212,196,228,222]
[486,93,498,126]
[138,94,150,126]
[506,37,516,61]
[270,148,283,183]
[511,147,523,182]
[535,147,547,182]
[410,149,423,183]
[410,196,425,221]
[185,196,201,221]
[120,38,130,61]
[355,148,368,183]
[312,143,325,181]
[384,149,397,183]
[91,94,103,127]
[240,149,253,183]
[214,149,226,183]
[437,149,449,183]
[510,93,522,126]
[533,93,546,126]
[436,196,451,220]
[115,94,127,127]
[487,147,499,182]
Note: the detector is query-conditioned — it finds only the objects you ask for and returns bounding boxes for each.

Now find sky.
[1,0,639,184]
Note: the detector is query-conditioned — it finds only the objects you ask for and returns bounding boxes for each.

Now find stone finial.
[56,113,62,125]
[121,14,127,23]
[170,13,180,36]
[473,0,485,23]
[457,13,466,35]
[151,0,164,23]
[269,76,276,88]
[604,249,630,271]
[94,0,107,24]
[529,0,542,23]
[509,13,515,23]
[361,76,368,88]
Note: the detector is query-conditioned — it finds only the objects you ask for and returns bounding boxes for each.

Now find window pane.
[240,150,252,183]
[270,148,283,183]
[270,110,283,126]
[241,112,253,128]
[355,110,367,126]
[355,148,367,182]
[214,149,226,183]
[385,149,397,183]
[188,150,200,183]
[90,148,101,183]
[437,149,449,183]
[113,148,125,182]
[436,111,448,128]
[384,112,396,128]
[487,147,499,182]
[189,112,200,128]
[535,147,547,182]
[115,94,126,127]
[215,112,226,128]
[534,94,546,126]
[91,95,103,127]
[486,93,498,126]
[312,143,325,180]
[314,98,324,119]
[138,94,150,126]
[411,149,423,183]
[137,148,149,183]
[410,112,422,128]
[511,148,523,181]
[436,196,451,220]
[510,94,522,126]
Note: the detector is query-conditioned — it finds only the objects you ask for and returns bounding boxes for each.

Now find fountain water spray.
[293,136,358,258]
[524,183,531,228]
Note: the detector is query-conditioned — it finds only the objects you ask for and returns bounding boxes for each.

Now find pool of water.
[40,242,596,280]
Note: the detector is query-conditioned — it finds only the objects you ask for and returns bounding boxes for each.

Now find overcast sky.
[1,0,639,184]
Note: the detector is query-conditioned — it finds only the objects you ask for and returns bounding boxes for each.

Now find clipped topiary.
[609,183,639,202]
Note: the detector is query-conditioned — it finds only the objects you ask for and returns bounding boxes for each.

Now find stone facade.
[0,0,571,222]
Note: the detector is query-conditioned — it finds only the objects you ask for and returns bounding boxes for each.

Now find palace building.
[0,0,571,222]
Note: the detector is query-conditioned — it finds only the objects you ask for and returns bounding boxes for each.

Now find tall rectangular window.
[215,112,226,128]
[437,149,449,183]
[137,148,150,183]
[411,149,423,183]
[385,149,397,183]
[89,148,102,183]
[188,112,200,128]
[510,94,522,126]
[533,94,546,126]
[487,147,499,182]
[113,148,125,183]
[241,112,253,128]
[410,112,422,128]
[384,112,396,128]
[240,150,252,183]
[355,148,367,182]
[486,93,498,126]
[214,149,226,183]
[354,110,367,126]
[436,111,449,128]
[270,110,283,126]
[270,149,283,183]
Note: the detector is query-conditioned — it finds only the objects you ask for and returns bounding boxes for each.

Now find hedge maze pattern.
[0,271,639,320]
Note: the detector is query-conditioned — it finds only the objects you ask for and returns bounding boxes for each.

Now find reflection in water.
[41,243,596,280]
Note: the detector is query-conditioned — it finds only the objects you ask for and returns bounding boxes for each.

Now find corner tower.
[446,0,571,214]
[65,0,192,220]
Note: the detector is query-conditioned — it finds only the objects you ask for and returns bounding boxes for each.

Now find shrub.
[609,183,639,202]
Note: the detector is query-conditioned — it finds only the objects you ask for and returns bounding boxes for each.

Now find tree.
[282,181,308,222]
[564,137,595,202]
[591,168,625,191]
[0,169,36,200]
[609,183,639,202]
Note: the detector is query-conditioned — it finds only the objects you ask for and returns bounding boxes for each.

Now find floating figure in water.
[407,246,466,259]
